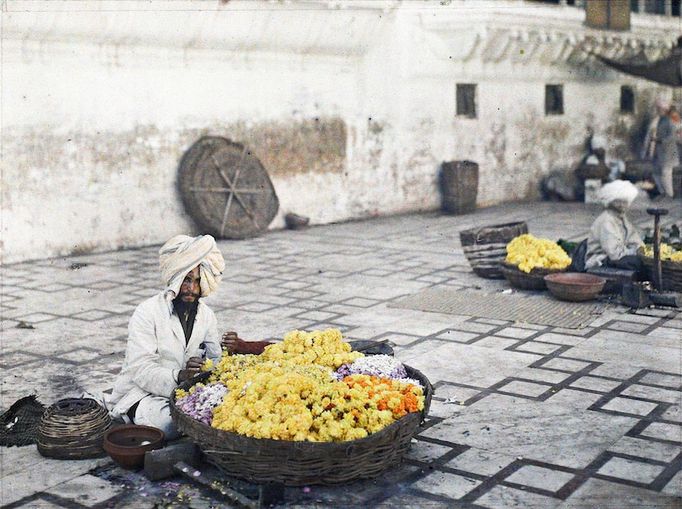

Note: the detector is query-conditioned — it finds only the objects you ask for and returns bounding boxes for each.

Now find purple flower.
[335,355,409,381]
[177,383,228,424]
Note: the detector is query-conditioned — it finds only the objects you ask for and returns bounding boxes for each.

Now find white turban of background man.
[159,234,225,298]
[590,135,606,152]
[598,180,639,208]
[655,96,671,111]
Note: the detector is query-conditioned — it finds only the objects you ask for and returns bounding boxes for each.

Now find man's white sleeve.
[204,311,222,362]
[126,307,178,397]
[599,217,628,261]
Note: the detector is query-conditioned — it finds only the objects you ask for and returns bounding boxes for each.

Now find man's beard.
[175,294,200,309]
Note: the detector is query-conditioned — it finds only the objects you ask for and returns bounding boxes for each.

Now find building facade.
[1,0,679,263]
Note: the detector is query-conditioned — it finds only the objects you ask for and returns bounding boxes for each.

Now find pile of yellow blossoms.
[505,234,572,273]
[177,328,425,442]
[642,243,682,263]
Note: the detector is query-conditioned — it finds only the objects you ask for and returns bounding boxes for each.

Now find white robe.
[108,292,222,419]
[586,209,642,269]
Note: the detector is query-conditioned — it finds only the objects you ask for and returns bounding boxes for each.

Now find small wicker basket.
[37,398,111,459]
[171,366,432,486]
[460,222,528,279]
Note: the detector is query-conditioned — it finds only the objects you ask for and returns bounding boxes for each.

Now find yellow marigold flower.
[201,328,425,442]
[506,234,571,273]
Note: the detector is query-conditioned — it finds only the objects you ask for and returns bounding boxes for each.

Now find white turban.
[655,96,671,111]
[159,234,225,298]
[598,180,639,207]
[590,135,606,151]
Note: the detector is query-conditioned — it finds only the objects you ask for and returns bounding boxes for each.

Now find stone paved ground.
[1,198,681,508]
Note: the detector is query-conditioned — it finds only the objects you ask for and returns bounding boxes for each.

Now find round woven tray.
[638,251,682,292]
[37,398,111,460]
[501,262,565,291]
[178,136,279,239]
[171,366,432,486]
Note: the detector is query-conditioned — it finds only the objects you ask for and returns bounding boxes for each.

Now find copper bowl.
[103,425,164,470]
[544,272,606,302]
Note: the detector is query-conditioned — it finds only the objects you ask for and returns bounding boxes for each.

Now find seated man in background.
[586,180,643,273]
[107,234,226,438]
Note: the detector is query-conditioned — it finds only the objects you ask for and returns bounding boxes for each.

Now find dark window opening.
[645,0,666,14]
[456,84,477,118]
[673,0,681,16]
[545,84,564,115]
[630,0,639,12]
[620,85,635,113]
[586,0,631,30]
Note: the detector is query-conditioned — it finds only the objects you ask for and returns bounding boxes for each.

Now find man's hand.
[177,356,204,383]
[221,331,244,353]
[221,331,272,355]
[186,356,204,370]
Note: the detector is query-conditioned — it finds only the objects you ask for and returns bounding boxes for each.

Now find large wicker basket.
[171,366,432,486]
[501,262,565,291]
[638,251,682,292]
[460,222,528,279]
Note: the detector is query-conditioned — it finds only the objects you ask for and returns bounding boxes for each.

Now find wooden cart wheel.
[178,136,279,239]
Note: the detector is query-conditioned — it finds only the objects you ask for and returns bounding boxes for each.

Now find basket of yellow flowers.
[170,329,432,486]
[501,234,571,290]
[638,244,682,291]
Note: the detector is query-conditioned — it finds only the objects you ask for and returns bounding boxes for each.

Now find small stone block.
[144,441,200,481]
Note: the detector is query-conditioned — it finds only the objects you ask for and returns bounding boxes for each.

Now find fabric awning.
[594,48,682,87]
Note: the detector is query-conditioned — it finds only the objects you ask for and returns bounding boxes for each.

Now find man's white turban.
[598,180,639,207]
[159,234,225,298]
[590,135,606,151]
[655,96,671,111]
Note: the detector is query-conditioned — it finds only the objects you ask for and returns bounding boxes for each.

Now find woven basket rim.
[459,221,528,236]
[502,261,566,275]
[638,249,682,268]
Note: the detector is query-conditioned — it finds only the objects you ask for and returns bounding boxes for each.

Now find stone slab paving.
[1,199,681,508]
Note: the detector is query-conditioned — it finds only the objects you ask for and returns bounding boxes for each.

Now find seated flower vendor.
[107,234,228,439]
[585,180,643,272]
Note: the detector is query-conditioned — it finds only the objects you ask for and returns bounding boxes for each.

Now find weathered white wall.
[1,0,677,263]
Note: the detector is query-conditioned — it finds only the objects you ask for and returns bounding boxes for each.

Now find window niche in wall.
[586,0,630,30]
[620,85,635,113]
[456,84,477,118]
[545,84,564,115]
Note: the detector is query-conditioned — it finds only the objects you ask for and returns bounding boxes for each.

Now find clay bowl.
[103,425,164,470]
[544,272,606,302]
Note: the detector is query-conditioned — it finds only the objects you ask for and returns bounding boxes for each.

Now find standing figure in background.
[669,105,682,168]
[586,180,643,272]
[643,97,678,198]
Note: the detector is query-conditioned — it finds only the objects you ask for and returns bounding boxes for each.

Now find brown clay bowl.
[544,272,606,302]
[103,424,164,470]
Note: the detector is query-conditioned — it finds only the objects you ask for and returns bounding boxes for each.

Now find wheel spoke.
[190,187,263,194]
[220,191,235,237]
[209,146,260,231]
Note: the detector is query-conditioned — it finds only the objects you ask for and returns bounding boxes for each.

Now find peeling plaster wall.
[1,0,677,263]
